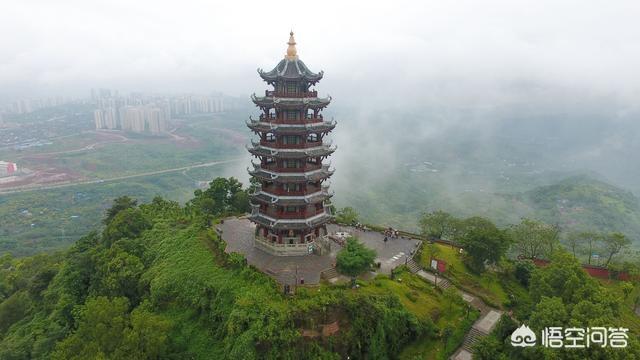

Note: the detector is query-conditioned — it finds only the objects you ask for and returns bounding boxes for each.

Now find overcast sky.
[2,0,640,104]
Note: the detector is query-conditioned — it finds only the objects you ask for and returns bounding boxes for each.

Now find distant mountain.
[521,175,640,242]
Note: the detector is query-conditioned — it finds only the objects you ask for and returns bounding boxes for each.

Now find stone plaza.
[218,217,422,285]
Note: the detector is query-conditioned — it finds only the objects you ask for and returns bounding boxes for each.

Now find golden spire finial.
[286,30,298,60]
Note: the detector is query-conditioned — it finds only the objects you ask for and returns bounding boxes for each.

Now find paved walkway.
[414,268,502,360]
[474,310,502,334]
[218,219,421,285]
[219,218,335,285]
[328,224,422,273]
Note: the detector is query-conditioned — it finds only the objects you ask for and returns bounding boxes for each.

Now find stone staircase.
[461,327,486,352]
[266,269,296,287]
[408,259,451,289]
[437,278,452,290]
[321,267,339,280]
[406,258,421,273]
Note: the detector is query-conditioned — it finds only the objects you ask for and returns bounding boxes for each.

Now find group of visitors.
[383,227,400,243]
[353,222,368,231]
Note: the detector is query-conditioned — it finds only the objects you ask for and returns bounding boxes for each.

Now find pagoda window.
[306,133,318,142]
[286,111,298,121]
[285,159,300,168]
[283,135,301,144]
[265,133,275,142]
[284,183,301,192]
[286,82,297,94]
[285,206,297,213]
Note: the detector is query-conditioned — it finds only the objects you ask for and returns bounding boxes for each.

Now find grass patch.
[418,243,530,309]
[354,270,480,359]
[598,279,640,335]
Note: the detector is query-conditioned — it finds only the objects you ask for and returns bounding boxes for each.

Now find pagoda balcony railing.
[259,163,323,173]
[262,166,323,173]
[253,236,314,256]
[257,114,324,124]
[254,188,334,202]
[251,162,332,174]
[260,186,324,196]
[253,139,333,149]
[258,114,277,121]
[258,140,324,149]
[305,114,321,120]
[266,90,318,98]
[259,207,329,219]
[247,119,337,135]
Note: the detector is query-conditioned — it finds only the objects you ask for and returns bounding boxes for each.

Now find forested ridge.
[1,177,639,359]
[0,178,427,359]
[521,175,640,243]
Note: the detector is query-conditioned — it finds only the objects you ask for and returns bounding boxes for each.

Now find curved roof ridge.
[258,58,324,84]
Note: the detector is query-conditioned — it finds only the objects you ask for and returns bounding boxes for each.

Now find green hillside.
[334,172,640,248]
[1,177,639,359]
[522,176,640,243]
[0,185,433,359]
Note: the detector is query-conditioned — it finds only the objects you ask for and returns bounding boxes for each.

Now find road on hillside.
[21,131,130,158]
[0,158,244,196]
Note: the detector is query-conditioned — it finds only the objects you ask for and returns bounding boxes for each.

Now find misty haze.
[1,1,639,359]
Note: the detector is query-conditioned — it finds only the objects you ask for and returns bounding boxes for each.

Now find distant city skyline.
[92,89,227,135]
[0,88,233,116]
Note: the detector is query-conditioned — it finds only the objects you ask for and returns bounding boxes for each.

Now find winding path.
[407,260,503,359]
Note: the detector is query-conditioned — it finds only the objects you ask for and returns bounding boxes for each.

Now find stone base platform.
[218,217,422,285]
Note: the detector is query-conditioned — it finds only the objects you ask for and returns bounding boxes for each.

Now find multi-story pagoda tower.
[247,32,336,256]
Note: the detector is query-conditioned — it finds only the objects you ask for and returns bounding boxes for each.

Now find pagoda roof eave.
[249,190,333,206]
[257,58,324,84]
[247,143,336,159]
[251,94,331,109]
[247,165,334,183]
[248,211,333,230]
[246,119,336,134]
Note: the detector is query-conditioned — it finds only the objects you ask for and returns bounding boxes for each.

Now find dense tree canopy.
[1,178,637,360]
[603,232,631,266]
[0,178,427,360]
[419,210,462,240]
[509,218,559,259]
[187,177,249,217]
[52,296,171,360]
[564,230,603,265]
[474,252,640,359]
[459,217,511,273]
[336,237,377,278]
[103,196,137,225]
[335,207,359,225]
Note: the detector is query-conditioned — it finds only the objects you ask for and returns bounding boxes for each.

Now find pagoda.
[247,32,336,256]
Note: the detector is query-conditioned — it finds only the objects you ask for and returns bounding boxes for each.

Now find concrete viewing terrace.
[218,217,422,285]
